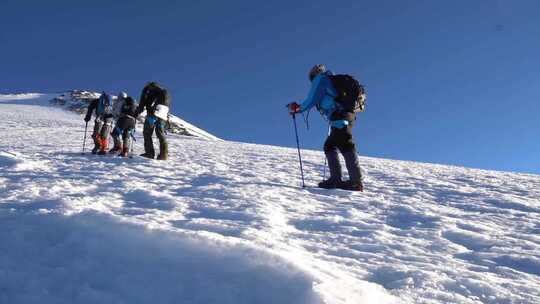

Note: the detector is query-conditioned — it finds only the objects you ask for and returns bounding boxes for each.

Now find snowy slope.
[1,94,539,304]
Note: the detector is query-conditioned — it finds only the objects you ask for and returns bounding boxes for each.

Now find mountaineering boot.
[156,122,168,161]
[98,138,108,155]
[92,135,102,154]
[156,143,168,160]
[318,148,343,189]
[318,178,343,189]
[143,122,155,158]
[120,146,129,157]
[339,149,364,192]
[140,153,154,159]
[109,144,121,154]
[339,180,364,192]
[110,136,121,153]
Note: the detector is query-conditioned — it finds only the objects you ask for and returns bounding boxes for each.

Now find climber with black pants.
[135,82,170,160]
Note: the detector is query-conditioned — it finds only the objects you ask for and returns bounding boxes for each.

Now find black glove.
[84,115,91,122]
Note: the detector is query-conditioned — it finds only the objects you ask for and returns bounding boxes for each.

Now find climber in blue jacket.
[288,64,363,191]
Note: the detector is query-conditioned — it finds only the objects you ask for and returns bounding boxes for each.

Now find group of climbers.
[288,64,366,192]
[83,64,365,191]
[136,82,171,160]
[84,82,170,160]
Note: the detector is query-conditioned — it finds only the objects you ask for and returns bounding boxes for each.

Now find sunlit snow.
[0,94,539,303]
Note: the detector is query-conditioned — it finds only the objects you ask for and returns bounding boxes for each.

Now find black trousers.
[143,116,168,157]
[112,116,136,149]
[324,112,356,153]
[324,124,356,153]
[323,112,362,182]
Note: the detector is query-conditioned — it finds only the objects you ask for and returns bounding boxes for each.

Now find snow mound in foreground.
[0,211,323,304]
[0,151,50,171]
[0,151,21,167]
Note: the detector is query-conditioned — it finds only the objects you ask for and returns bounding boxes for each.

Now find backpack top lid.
[102,93,112,105]
[145,81,164,92]
[144,82,166,98]
[151,84,170,107]
[97,93,113,115]
[329,74,366,113]
[99,92,110,102]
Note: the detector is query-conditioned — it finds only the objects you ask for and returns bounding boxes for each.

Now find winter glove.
[287,102,300,115]
[84,115,91,122]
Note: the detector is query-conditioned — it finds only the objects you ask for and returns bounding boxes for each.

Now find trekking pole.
[82,121,88,154]
[291,113,306,188]
[129,130,136,159]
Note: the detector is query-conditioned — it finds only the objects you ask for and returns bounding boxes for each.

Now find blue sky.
[1,0,539,174]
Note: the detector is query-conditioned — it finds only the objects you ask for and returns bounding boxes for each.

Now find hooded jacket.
[298,71,352,129]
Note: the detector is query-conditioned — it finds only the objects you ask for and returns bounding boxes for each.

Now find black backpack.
[329,74,366,113]
[150,84,171,108]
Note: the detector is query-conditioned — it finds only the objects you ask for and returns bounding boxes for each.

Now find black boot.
[340,150,363,192]
[120,146,129,157]
[157,143,168,161]
[140,153,154,159]
[318,148,343,189]
[318,178,343,189]
[110,135,121,153]
[156,123,168,161]
[338,180,364,192]
[143,120,155,159]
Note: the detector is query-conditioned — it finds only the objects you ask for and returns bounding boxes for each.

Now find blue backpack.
[96,94,113,116]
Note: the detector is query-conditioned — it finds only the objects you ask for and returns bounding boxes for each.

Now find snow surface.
[1,94,539,303]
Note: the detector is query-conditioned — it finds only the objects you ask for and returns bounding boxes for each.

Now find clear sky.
[1,0,539,174]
